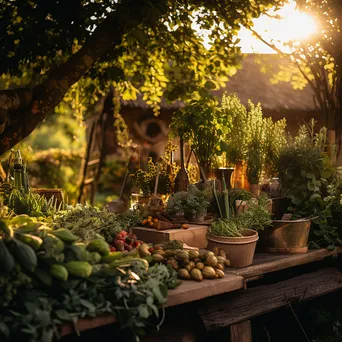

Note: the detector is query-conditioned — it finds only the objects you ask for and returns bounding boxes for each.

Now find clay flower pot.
[207,229,259,267]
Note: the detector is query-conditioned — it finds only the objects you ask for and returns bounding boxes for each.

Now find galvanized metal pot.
[265,219,311,254]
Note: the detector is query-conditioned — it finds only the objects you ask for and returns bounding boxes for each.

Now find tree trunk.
[0,2,163,156]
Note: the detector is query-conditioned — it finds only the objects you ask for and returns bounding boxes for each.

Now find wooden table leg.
[230,320,252,342]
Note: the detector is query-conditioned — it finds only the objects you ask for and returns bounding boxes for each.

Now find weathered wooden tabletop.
[166,247,342,307]
[61,247,342,336]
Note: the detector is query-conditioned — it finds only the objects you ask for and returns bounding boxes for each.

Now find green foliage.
[0,210,179,341]
[24,111,85,151]
[277,121,342,249]
[130,142,180,196]
[28,149,83,203]
[0,262,178,341]
[221,93,287,181]
[170,97,232,168]
[210,180,272,236]
[277,123,334,218]
[166,185,210,218]
[54,204,146,243]
[98,157,128,194]
[0,0,285,123]
[5,189,62,217]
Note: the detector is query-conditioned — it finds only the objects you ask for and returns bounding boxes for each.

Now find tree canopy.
[0,0,286,156]
[251,0,341,132]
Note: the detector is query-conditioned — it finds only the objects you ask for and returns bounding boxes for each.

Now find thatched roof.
[121,54,317,112]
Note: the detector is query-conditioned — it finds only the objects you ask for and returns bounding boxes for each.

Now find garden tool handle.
[119,146,138,201]
[200,166,207,182]
[154,163,160,196]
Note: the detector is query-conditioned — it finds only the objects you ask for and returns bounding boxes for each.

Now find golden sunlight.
[239,1,318,53]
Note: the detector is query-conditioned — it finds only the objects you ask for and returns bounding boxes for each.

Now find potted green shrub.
[207,178,272,267]
[166,185,210,222]
[270,120,336,253]
[170,97,231,179]
[221,94,286,193]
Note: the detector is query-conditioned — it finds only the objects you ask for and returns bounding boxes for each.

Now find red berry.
[120,230,128,237]
[149,247,154,253]
[154,245,162,250]
[126,245,133,251]
[110,246,116,252]
[134,241,140,247]
[116,233,123,240]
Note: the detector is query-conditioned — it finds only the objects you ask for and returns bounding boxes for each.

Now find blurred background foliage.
[1,107,86,203]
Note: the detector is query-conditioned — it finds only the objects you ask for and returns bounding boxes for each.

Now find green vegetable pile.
[0,212,178,341]
[53,203,146,243]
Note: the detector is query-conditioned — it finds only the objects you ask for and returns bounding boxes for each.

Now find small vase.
[213,168,234,189]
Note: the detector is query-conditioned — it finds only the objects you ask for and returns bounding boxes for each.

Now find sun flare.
[238,1,318,53]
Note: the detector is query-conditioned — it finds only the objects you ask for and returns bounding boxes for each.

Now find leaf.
[55,309,71,321]
[148,304,159,318]
[307,181,315,191]
[146,296,154,305]
[309,193,321,202]
[313,229,326,236]
[306,172,314,179]
[0,322,10,337]
[204,80,216,89]
[79,299,96,311]
[138,305,150,319]
[198,88,210,98]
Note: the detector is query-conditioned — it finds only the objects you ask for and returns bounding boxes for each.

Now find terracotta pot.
[265,219,311,254]
[207,229,259,267]
[233,162,249,190]
[185,213,206,222]
[213,168,234,189]
[249,184,260,197]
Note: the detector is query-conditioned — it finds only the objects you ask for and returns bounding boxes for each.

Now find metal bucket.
[266,219,311,254]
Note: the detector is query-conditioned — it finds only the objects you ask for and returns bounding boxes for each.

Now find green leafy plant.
[170,97,232,175]
[5,188,62,217]
[166,185,210,218]
[54,204,146,243]
[0,213,179,341]
[221,94,287,182]
[209,178,272,237]
[130,142,180,197]
[277,121,342,249]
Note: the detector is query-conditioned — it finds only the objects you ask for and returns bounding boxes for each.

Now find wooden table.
[61,248,342,340]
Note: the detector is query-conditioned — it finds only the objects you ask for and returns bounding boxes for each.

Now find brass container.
[266,219,311,254]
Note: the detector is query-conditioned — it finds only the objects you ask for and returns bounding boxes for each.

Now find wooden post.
[230,321,252,342]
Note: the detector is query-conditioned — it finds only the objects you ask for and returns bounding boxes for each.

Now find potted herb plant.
[206,178,272,267]
[170,97,231,180]
[269,120,336,253]
[166,185,210,222]
[221,94,286,193]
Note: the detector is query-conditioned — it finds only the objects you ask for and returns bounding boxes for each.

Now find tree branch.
[0,0,163,155]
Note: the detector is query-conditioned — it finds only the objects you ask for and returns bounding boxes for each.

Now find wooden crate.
[131,225,209,249]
